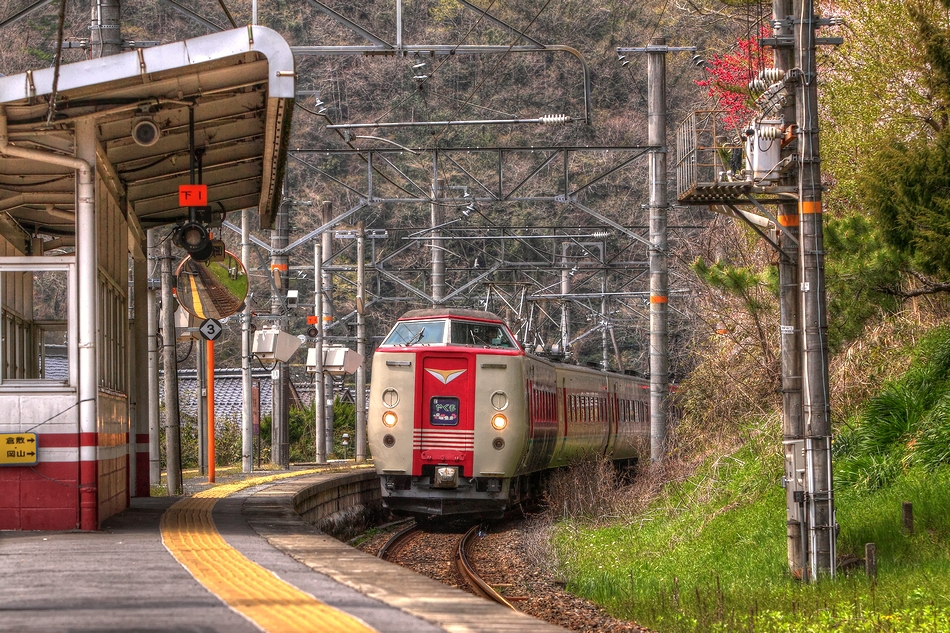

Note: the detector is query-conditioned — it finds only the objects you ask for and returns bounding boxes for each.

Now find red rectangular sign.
[307,315,319,325]
[179,184,208,206]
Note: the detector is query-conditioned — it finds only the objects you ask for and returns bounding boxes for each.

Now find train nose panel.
[414,354,474,477]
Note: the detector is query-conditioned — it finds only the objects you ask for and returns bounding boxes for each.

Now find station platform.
[0,469,569,633]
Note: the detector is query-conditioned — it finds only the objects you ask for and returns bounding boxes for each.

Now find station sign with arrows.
[1,433,38,466]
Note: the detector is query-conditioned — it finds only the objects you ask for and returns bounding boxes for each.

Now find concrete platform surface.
[0,470,569,633]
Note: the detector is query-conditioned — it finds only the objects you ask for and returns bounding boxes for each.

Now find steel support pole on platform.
[147,229,161,485]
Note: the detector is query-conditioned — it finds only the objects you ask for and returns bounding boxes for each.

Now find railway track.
[377,521,517,611]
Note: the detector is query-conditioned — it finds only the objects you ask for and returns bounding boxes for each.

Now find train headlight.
[490,413,507,431]
[382,411,398,427]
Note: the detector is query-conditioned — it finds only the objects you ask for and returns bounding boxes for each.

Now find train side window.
[430,396,460,426]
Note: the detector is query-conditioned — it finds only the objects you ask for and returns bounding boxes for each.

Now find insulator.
[758,68,785,83]
[540,114,571,125]
[759,125,784,140]
[749,78,767,94]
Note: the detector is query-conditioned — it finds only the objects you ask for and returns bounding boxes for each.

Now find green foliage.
[835,326,950,487]
[259,397,357,462]
[551,431,950,632]
[823,213,904,349]
[861,127,950,278]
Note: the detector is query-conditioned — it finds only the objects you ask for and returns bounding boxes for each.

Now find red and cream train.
[367,308,659,516]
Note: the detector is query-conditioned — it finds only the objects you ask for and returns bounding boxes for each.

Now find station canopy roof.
[0,26,295,246]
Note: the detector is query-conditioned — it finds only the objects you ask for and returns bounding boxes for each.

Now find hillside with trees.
[2,0,950,630]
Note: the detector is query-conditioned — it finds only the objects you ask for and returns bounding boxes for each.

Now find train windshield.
[449,321,516,348]
[382,320,445,346]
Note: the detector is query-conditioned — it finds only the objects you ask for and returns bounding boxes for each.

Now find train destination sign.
[1,433,38,466]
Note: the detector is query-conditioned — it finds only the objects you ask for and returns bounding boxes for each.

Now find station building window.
[0,257,76,388]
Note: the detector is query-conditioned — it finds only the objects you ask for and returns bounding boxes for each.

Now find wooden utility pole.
[161,237,182,495]
[793,0,836,577]
[647,37,670,465]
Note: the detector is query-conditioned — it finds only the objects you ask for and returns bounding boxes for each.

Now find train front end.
[368,309,527,516]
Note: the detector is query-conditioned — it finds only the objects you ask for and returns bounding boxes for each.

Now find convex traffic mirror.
[175,251,248,320]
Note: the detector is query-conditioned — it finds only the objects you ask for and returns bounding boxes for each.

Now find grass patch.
[552,450,950,632]
[549,327,950,632]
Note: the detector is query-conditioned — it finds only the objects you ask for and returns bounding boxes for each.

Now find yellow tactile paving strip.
[161,469,378,633]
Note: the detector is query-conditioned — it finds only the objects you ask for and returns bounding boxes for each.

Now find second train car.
[367,308,656,516]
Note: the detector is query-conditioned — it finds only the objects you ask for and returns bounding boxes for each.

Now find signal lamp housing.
[177,222,213,261]
[382,411,398,427]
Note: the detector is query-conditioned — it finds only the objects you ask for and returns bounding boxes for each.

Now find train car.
[367,308,655,517]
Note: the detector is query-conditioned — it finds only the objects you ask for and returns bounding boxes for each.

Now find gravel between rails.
[358,517,652,633]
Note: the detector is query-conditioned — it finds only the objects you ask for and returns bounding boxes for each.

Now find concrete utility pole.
[241,209,254,473]
[647,37,670,465]
[355,222,367,462]
[160,237,182,495]
[89,0,122,58]
[772,0,806,579]
[793,0,836,578]
[314,240,327,463]
[560,244,571,355]
[431,166,446,305]
[271,199,290,468]
[321,201,335,457]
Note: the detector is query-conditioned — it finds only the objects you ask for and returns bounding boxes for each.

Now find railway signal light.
[177,221,214,261]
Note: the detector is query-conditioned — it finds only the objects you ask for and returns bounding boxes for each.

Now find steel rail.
[455,525,517,611]
[376,522,421,561]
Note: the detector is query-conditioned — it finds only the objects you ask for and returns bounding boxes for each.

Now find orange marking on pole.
[800,201,822,214]
[650,295,668,304]
[270,263,288,271]
[778,214,799,227]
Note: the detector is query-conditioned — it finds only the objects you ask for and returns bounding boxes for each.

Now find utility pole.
[647,37,670,465]
[314,240,326,463]
[270,199,290,469]
[89,0,122,58]
[771,0,806,579]
[355,222,367,462]
[793,0,836,578]
[241,209,254,473]
[161,236,182,495]
[321,201,335,457]
[560,243,571,355]
[431,163,446,305]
